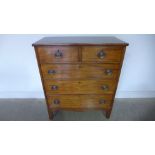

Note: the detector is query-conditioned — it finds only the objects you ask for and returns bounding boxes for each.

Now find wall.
[0,34,155,98]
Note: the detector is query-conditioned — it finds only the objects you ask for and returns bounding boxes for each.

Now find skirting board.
[0,91,155,98]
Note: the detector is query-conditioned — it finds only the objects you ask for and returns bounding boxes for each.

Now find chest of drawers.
[33,36,128,120]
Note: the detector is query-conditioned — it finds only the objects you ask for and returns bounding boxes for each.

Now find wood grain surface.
[41,64,120,80]
[82,46,123,63]
[37,46,79,63]
[47,95,112,109]
[44,79,117,95]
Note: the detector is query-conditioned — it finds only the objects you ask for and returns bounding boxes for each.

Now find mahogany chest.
[33,36,128,120]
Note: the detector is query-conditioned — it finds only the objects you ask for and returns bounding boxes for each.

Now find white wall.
[0,34,155,98]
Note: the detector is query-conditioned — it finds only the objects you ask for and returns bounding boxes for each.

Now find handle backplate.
[101,85,109,91]
[51,85,58,90]
[99,99,106,104]
[105,69,113,75]
[97,50,106,59]
[55,50,63,58]
[48,70,56,74]
[53,99,60,105]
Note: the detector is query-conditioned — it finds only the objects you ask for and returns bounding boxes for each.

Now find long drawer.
[44,79,117,95]
[47,95,113,109]
[41,64,120,80]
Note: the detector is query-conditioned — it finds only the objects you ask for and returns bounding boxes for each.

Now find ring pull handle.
[55,50,63,58]
[51,85,58,90]
[101,85,109,91]
[105,69,113,75]
[53,99,60,105]
[97,50,106,59]
[48,70,56,74]
[99,99,106,104]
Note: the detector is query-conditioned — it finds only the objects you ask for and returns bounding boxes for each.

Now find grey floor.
[0,98,155,121]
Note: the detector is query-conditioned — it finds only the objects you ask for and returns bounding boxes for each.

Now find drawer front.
[41,64,120,79]
[82,46,123,63]
[37,46,79,63]
[47,95,112,109]
[44,79,116,95]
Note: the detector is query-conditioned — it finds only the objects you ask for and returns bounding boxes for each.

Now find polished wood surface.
[33,36,129,46]
[37,46,79,63]
[82,46,123,63]
[33,36,128,120]
[47,95,112,109]
[41,64,120,80]
[45,79,117,95]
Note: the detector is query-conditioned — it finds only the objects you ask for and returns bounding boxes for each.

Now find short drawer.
[82,46,124,63]
[37,46,79,63]
[41,64,120,79]
[44,79,116,95]
[47,95,112,109]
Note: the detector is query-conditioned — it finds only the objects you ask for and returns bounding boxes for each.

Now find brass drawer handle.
[101,85,109,91]
[97,50,106,59]
[55,50,63,58]
[99,99,106,104]
[53,99,60,105]
[105,69,113,75]
[51,85,58,90]
[48,70,56,74]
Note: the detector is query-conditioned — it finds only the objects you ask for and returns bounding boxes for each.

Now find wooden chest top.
[32,36,129,46]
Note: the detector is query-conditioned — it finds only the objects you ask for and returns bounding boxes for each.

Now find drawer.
[37,46,79,63]
[41,64,120,79]
[47,95,112,109]
[44,79,116,95]
[82,46,123,63]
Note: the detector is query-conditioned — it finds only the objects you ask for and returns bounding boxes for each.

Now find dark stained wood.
[33,36,128,120]
[32,36,129,46]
